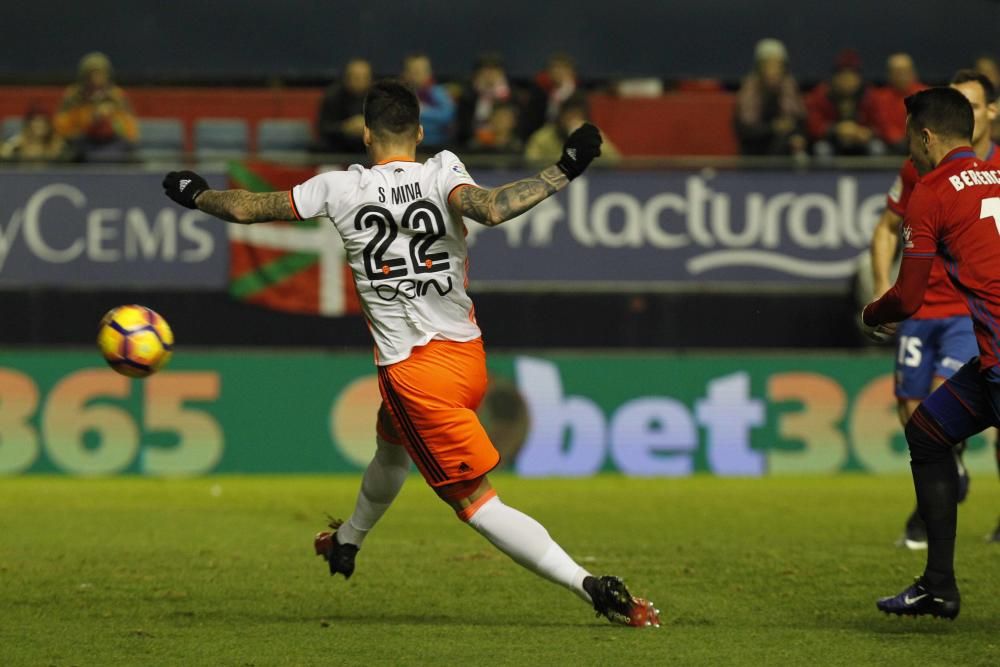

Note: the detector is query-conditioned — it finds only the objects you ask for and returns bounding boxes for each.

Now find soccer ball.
[97,305,174,378]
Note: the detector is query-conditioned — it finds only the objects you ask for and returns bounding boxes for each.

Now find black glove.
[555,123,603,180]
[162,170,208,209]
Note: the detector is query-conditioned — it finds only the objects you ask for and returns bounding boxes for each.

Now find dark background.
[6,0,999,84]
[0,289,863,349]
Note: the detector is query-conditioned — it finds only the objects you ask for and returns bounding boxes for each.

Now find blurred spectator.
[527,53,578,134]
[316,58,372,154]
[54,52,138,162]
[525,94,620,164]
[975,55,1000,89]
[401,53,454,149]
[805,49,884,158]
[0,106,71,163]
[974,55,1000,142]
[869,53,926,153]
[468,103,523,154]
[734,39,807,156]
[456,53,526,146]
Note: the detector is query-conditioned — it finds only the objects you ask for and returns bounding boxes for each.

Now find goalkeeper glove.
[556,123,603,180]
[163,170,208,209]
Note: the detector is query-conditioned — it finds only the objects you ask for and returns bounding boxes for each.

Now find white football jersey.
[291,151,482,365]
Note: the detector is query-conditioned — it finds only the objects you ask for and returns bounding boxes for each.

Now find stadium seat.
[137,118,184,161]
[256,119,313,158]
[2,116,22,141]
[194,118,249,159]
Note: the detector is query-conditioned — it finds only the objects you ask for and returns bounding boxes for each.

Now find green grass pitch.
[1,475,998,666]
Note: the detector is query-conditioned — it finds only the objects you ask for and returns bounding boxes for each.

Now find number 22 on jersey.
[355,200,450,280]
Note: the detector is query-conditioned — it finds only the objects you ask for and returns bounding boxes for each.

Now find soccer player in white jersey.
[163,80,659,627]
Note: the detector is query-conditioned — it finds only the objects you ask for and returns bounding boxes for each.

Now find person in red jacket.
[869,53,927,153]
[805,49,884,157]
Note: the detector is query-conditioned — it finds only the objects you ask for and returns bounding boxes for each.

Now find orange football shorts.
[376,337,500,487]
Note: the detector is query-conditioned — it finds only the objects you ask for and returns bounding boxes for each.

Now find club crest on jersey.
[901,225,914,249]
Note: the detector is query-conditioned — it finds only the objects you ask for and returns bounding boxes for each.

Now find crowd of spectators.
[735,38,1000,158]
[318,45,998,161]
[314,51,616,163]
[2,52,139,163]
[5,46,1000,164]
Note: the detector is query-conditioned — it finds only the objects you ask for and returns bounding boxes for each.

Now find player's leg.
[877,359,995,618]
[439,475,590,601]
[933,315,979,503]
[314,404,411,578]
[438,474,658,626]
[378,339,658,626]
[893,319,936,549]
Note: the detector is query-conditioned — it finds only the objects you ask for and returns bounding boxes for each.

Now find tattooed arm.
[194,190,298,224]
[448,165,569,226]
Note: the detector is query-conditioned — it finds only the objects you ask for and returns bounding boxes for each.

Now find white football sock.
[337,437,411,547]
[467,496,592,603]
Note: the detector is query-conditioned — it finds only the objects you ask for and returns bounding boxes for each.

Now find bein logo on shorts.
[371,276,454,302]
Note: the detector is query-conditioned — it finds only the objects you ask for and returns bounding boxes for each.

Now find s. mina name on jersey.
[379,182,423,205]
[948,168,1000,190]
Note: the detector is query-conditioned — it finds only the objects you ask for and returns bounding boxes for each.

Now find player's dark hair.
[904,87,974,142]
[364,79,420,139]
[951,68,997,103]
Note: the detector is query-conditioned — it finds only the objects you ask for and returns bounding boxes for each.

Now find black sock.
[910,459,958,592]
[906,409,960,595]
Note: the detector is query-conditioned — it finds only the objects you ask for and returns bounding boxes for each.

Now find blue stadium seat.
[194,118,249,159]
[138,118,184,161]
[2,116,23,141]
[256,119,313,157]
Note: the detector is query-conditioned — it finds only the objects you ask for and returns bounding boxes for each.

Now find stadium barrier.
[0,164,897,292]
[2,350,995,478]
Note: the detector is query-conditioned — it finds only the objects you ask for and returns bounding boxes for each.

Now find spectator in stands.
[974,55,1000,142]
[456,53,526,146]
[401,53,454,149]
[316,58,372,155]
[0,105,71,163]
[735,39,807,157]
[525,93,619,164]
[527,53,578,134]
[54,52,138,162]
[805,49,884,158]
[468,102,523,154]
[869,53,926,154]
[975,55,1000,89]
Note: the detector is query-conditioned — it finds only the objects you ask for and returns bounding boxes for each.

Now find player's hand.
[162,170,208,209]
[861,317,897,343]
[556,123,602,180]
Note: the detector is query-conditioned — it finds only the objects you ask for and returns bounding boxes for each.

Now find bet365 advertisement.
[1,350,996,477]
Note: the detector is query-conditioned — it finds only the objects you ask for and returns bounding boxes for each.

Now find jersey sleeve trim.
[447,183,474,205]
[886,199,906,216]
[287,189,303,221]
